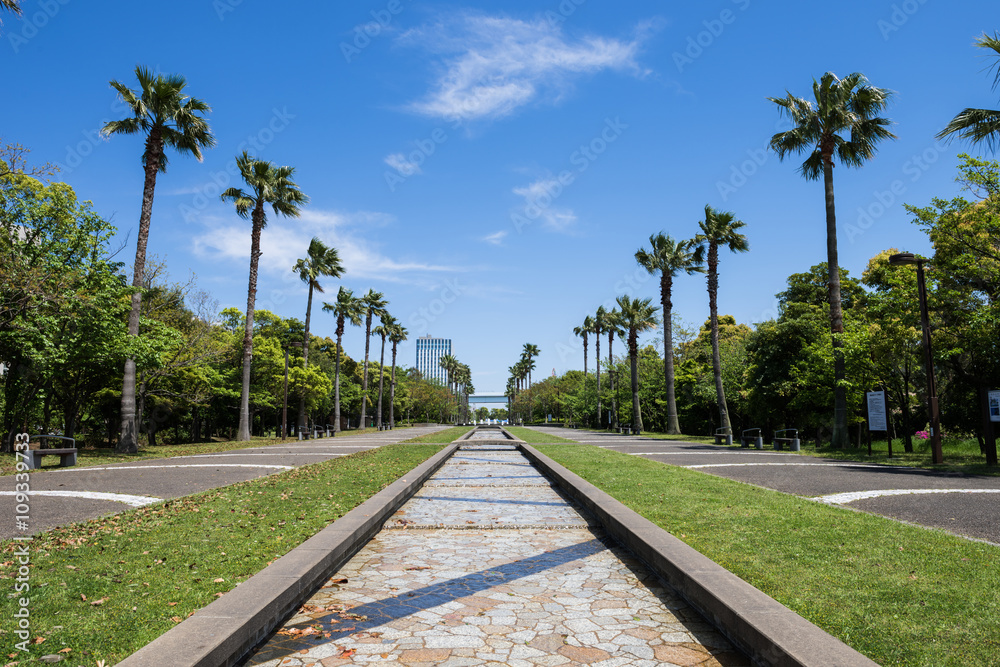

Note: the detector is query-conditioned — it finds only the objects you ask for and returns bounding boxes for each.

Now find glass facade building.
[415,335,452,385]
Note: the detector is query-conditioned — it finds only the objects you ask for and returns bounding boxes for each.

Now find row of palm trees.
[99,65,415,447]
[437,354,474,423]
[505,343,540,422]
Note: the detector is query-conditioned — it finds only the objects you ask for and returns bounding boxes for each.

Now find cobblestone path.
[244,443,747,666]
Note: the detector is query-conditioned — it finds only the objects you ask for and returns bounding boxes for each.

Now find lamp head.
[888,252,918,266]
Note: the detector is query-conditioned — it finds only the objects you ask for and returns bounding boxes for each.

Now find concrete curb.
[119,442,460,667]
[519,443,879,667]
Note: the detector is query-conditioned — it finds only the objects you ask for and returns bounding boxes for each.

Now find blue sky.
[2,1,997,394]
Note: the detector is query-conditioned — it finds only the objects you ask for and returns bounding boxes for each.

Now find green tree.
[293,237,343,432]
[615,294,659,433]
[103,66,214,453]
[694,206,749,436]
[938,33,1000,151]
[635,233,703,434]
[769,72,895,448]
[221,152,308,442]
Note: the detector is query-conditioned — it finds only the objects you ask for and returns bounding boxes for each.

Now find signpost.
[981,389,999,467]
[866,390,890,457]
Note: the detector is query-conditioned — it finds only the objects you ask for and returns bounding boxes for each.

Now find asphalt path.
[529,426,1000,545]
[0,425,448,540]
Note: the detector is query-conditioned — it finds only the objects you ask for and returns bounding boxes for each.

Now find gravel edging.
[520,443,879,667]
[118,442,460,667]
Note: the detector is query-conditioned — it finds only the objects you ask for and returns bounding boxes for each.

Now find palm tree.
[769,72,895,447]
[322,287,363,433]
[221,152,308,442]
[594,306,609,424]
[1,1,21,15]
[522,343,540,386]
[103,66,214,453]
[694,206,749,438]
[293,237,343,434]
[373,312,396,429]
[438,353,458,421]
[359,290,388,429]
[573,315,595,379]
[938,33,1000,151]
[635,233,703,434]
[605,309,624,428]
[387,321,408,428]
[615,295,659,434]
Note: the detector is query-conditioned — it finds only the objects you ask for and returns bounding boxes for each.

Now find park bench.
[25,435,77,470]
[714,427,733,446]
[773,428,801,451]
[741,428,764,450]
[619,423,632,434]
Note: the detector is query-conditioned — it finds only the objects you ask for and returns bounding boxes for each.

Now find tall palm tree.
[439,353,458,421]
[103,66,214,453]
[293,237,343,434]
[694,206,749,438]
[387,321,408,428]
[221,152,308,441]
[615,295,659,434]
[359,290,388,429]
[605,308,624,428]
[594,306,607,417]
[373,312,396,429]
[635,233,703,434]
[522,343,540,386]
[322,287,363,433]
[769,72,895,448]
[573,315,595,379]
[938,33,1000,151]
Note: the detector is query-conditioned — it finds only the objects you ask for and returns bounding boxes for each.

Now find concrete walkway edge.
[520,443,879,667]
[119,442,460,667]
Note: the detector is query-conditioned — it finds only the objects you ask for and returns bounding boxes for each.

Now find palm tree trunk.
[583,335,588,379]
[376,335,386,429]
[237,204,265,442]
[361,313,371,429]
[661,273,681,434]
[824,160,849,449]
[596,330,602,426]
[334,323,343,433]
[118,133,163,454]
[629,332,642,432]
[298,282,313,435]
[608,331,616,428]
[707,244,732,434]
[390,343,397,428]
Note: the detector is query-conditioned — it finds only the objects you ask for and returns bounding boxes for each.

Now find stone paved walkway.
[244,442,747,666]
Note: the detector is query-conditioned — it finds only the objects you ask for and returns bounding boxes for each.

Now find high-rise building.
[415,335,451,385]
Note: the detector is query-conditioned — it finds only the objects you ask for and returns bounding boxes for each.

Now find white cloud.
[191,209,461,287]
[483,230,508,245]
[384,153,423,176]
[513,178,577,232]
[400,13,647,121]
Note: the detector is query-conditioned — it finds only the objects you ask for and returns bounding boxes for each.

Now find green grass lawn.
[504,426,577,443]
[1,425,418,477]
[401,426,472,444]
[536,444,1000,667]
[0,444,441,665]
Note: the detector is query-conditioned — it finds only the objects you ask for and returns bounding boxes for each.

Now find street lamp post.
[282,341,303,440]
[889,252,944,464]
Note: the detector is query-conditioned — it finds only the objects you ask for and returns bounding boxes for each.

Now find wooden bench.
[741,428,764,449]
[773,428,801,451]
[714,428,733,445]
[26,435,77,470]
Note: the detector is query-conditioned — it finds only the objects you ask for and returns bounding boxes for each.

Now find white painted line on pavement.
[54,463,294,472]
[686,462,911,470]
[176,453,347,459]
[0,490,161,507]
[815,488,1000,505]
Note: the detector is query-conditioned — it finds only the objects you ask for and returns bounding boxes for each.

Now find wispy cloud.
[513,178,577,232]
[191,209,460,286]
[384,153,422,176]
[483,230,508,245]
[400,13,650,121]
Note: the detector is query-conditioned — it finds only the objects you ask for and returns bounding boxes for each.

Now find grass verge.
[0,444,441,665]
[536,444,1000,666]
[401,426,471,444]
[504,427,577,443]
[1,426,416,477]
